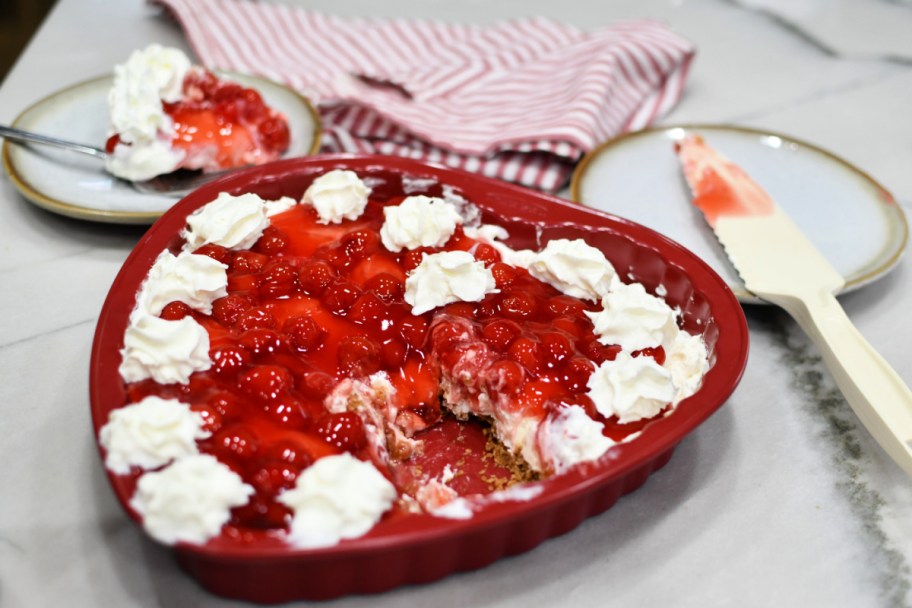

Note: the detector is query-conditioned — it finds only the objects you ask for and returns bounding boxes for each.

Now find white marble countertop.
[1,1,911,606]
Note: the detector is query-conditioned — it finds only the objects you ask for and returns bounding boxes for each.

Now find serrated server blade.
[674,133,912,477]
[675,134,845,299]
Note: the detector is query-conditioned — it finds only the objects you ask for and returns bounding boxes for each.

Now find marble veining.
[759,309,912,608]
[732,0,912,62]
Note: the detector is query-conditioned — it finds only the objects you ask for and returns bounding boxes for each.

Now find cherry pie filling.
[116,187,678,537]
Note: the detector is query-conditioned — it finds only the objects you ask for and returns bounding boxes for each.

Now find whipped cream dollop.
[404,250,498,315]
[464,223,510,244]
[135,250,227,317]
[380,196,462,252]
[182,192,269,251]
[505,239,616,302]
[587,352,676,423]
[538,405,616,474]
[106,44,190,181]
[99,396,210,474]
[302,170,370,224]
[264,195,299,217]
[586,280,679,352]
[130,454,254,545]
[119,315,211,385]
[665,330,710,403]
[278,453,397,548]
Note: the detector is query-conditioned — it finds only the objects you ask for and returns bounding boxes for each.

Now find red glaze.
[675,134,774,226]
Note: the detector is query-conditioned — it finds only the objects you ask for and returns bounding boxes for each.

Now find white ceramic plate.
[2,73,322,224]
[571,125,908,302]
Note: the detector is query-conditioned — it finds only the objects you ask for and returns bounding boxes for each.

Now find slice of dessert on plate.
[105,44,291,181]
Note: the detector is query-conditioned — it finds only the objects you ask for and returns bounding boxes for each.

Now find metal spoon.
[0,124,229,197]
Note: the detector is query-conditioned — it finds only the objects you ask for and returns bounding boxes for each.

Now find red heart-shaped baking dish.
[90,155,748,603]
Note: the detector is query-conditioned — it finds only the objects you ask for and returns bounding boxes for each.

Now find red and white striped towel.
[152,0,695,191]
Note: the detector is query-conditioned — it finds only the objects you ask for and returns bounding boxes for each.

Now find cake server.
[675,134,912,476]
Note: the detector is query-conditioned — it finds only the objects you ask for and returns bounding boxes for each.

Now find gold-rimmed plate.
[2,72,322,224]
[571,124,908,302]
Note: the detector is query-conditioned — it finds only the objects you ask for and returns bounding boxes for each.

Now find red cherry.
[216,99,240,123]
[211,425,259,462]
[380,338,407,369]
[430,319,469,351]
[560,393,601,422]
[236,308,277,332]
[397,315,429,348]
[546,295,588,318]
[341,229,380,261]
[442,302,475,318]
[633,346,667,366]
[315,412,367,452]
[364,272,404,302]
[230,494,291,530]
[562,357,595,392]
[210,344,252,377]
[212,294,253,326]
[337,336,381,376]
[240,88,266,120]
[186,373,216,395]
[485,359,524,396]
[507,337,543,373]
[481,318,521,351]
[227,273,261,294]
[349,293,387,328]
[239,329,285,357]
[552,316,585,338]
[314,244,353,272]
[323,281,361,316]
[230,251,268,274]
[263,439,315,469]
[193,244,232,265]
[540,332,574,366]
[160,301,193,321]
[258,116,290,151]
[258,261,297,298]
[251,462,299,496]
[401,248,430,273]
[105,134,121,154]
[254,226,288,255]
[298,260,337,296]
[498,292,537,320]
[263,394,308,428]
[298,371,336,399]
[237,365,293,401]
[475,296,499,318]
[582,339,621,365]
[205,390,243,419]
[198,71,220,94]
[212,81,244,103]
[282,316,324,352]
[490,262,519,288]
[240,85,263,103]
[190,402,224,433]
[336,336,380,376]
[472,243,501,266]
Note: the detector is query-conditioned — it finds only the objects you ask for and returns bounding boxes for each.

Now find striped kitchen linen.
[152,0,695,191]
